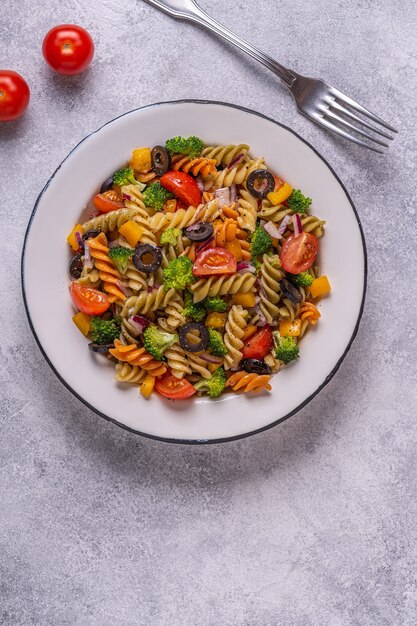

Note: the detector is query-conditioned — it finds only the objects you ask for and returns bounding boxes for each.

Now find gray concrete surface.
[1,0,416,624]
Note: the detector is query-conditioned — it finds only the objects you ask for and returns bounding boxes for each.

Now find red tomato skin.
[70,282,110,316]
[160,171,202,207]
[93,193,123,214]
[280,232,319,274]
[155,374,196,399]
[193,247,237,277]
[42,25,94,76]
[242,326,273,360]
[0,71,30,121]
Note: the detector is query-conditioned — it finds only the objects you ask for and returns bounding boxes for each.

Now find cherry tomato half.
[70,281,110,316]
[155,374,196,399]
[193,247,237,277]
[93,192,124,214]
[160,171,202,207]
[42,25,94,76]
[242,326,273,360]
[0,71,30,122]
[280,232,319,274]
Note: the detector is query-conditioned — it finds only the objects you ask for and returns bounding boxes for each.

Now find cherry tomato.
[0,71,30,121]
[155,374,196,399]
[42,25,94,76]
[193,247,237,277]
[70,281,110,316]
[242,326,273,360]
[93,192,124,214]
[160,171,202,207]
[280,232,319,274]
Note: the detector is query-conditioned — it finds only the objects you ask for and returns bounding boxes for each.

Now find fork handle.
[145,0,297,87]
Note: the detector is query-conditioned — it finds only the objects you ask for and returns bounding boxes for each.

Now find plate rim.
[21,99,367,445]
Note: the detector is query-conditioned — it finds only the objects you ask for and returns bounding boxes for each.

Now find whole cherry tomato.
[42,25,94,75]
[0,71,30,121]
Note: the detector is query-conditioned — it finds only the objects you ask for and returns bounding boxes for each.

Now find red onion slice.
[293,213,302,236]
[122,193,132,201]
[199,353,224,364]
[254,304,268,326]
[278,214,292,237]
[196,236,215,255]
[83,242,93,269]
[227,153,245,169]
[116,281,131,297]
[214,187,231,207]
[128,315,150,336]
[75,230,84,250]
[230,184,237,203]
[196,176,205,192]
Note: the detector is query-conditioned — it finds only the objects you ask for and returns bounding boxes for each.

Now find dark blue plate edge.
[21,99,367,445]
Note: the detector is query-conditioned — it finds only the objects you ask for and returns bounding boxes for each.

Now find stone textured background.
[1,0,416,624]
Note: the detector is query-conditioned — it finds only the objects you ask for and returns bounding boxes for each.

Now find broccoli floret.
[143,325,177,361]
[160,228,180,246]
[290,271,314,287]
[90,316,121,345]
[165,136,204,159]
[183,293,206,323]
[287,189,312,214]
[195,367,226,399]
[108,246,133,274]
[142,182,173,211]
[208,329,227,357]
[112,167,139,187]
[250,226,273,258]
[273,332,299,364]
[203,297,227,313]
[163,256,195,291]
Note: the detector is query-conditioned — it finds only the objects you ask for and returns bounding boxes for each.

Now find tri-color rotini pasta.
[67,136,331,402]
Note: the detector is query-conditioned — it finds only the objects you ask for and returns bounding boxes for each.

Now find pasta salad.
[67,137,331,400]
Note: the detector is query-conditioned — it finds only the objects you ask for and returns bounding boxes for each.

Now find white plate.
[22,101,366,443]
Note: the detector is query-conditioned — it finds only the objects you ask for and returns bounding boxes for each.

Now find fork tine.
[330,89,398,134]
[329,101,395,140]
[323,109,390,148]
[312,115,385,153]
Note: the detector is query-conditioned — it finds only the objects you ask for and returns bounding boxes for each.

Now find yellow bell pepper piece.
[67,223,83,251]
[165,199,177,213]
[267,183,293,205]
[119,220,143,247]
[72,312,91,336]
[130,147,152,172]
[310,275,331,299]
[242,324,257,341]
[279,318,301,337]
[208,362,222,374]
[140,375,155,399]
[225,240,242,261]
[205,312,227,329]
[233,292,256,308]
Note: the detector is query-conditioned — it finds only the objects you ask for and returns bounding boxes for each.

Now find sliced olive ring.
[279,278,302,304]
[241,359,272,375]
[69,253,84,279]
[82,229,101,241]
[178,322,209,353]
[185,222,214,242]
[246,169,275,199]
[99,176,114,194]
[88,343,114,353]
[133,244,163,274]
[151,146,170,176]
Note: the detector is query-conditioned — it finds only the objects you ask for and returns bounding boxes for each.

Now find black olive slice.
[178,322,209,353]
[133,244,163,274]
[279,278,302,304]
[246,170,275,199]
[100,176,114,194]
[185,222,214,242]
[151,146,170,176]
[82,229,101,241]
[69,253,84,279]
[241,359,272,375]
[88,343,114,353]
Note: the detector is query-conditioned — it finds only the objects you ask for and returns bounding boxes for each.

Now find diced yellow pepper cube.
[130,147,152,172]
[267,182,293,205]
[119,220,144,247]
[72,312,91,336]
[310,275,331,299]
[205,312,227,329]
[279,318,301,337]
[233,292,256,308]
[208,363,222,374]
[140,375,155,399]
[225,240,243,261]
[242,324,257,341]
[165,199,177,213]
[67,223,83,251]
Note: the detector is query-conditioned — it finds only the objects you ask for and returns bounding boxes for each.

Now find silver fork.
[143,0,397,153]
